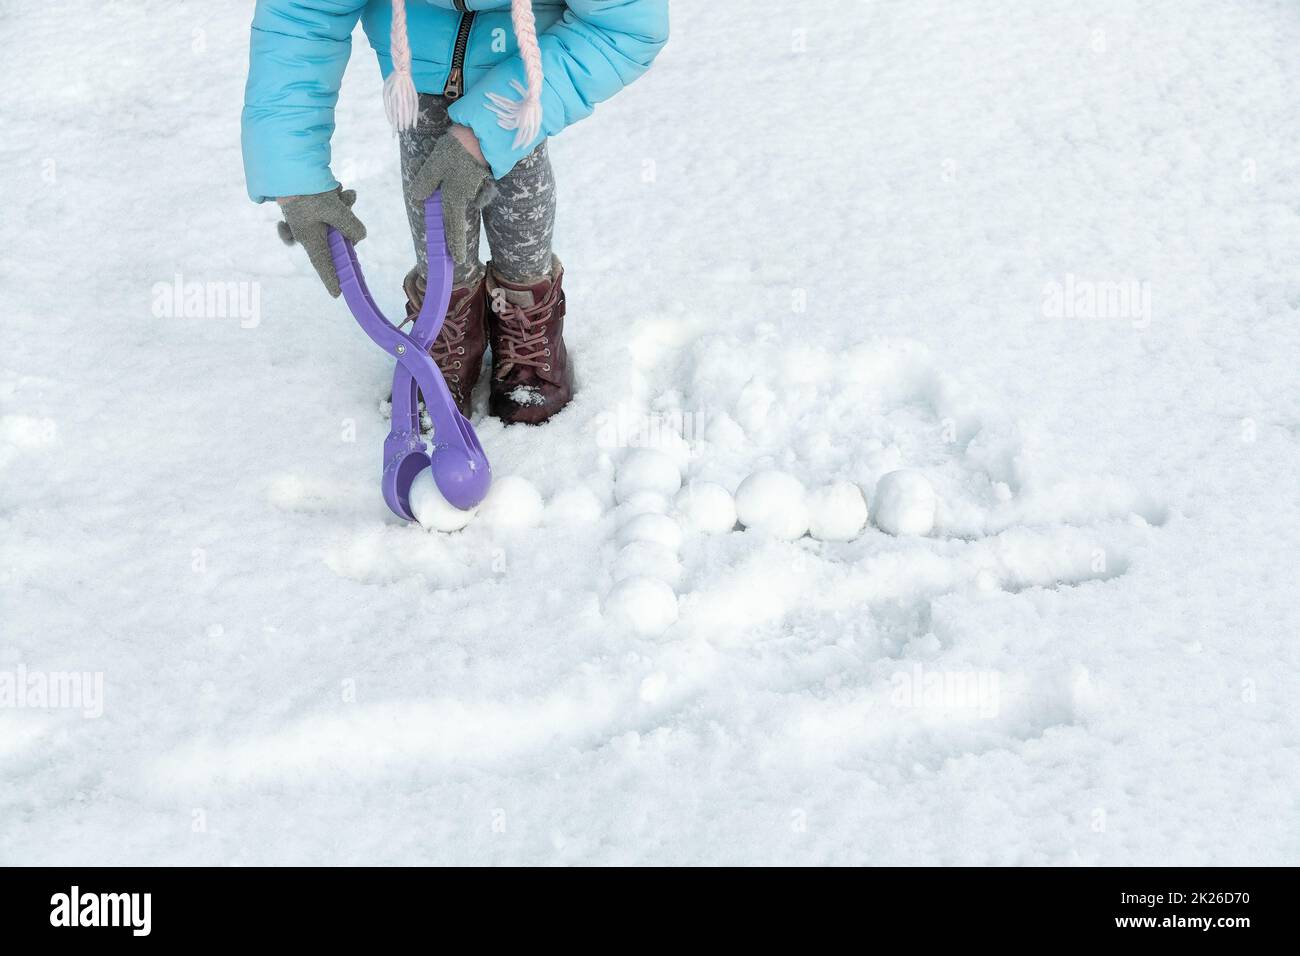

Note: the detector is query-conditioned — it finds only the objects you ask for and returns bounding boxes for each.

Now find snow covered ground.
[2,1,1298,865]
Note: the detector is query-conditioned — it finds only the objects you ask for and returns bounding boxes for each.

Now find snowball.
[617,512,683,551]
[806,481,868,541]
[873,469,937,536]
[409,467,477,532]
[604,576,679,636]
[612,542,683,586]
[615,448,682,503]
[477,475,544,529]
[674,481,737,535]
[545,486,604,525]
[734,470,809,540]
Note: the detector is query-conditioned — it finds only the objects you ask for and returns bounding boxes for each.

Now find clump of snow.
[674,481,737,535]
[873,470,937,536]
[507,385,546,407]
[477,475,544,529]
[807,480,868,541]
[603,576,678,636]
[614,448,682,503]
[617,512,683,551]
[734,470,809,540]
[408,467,477,532]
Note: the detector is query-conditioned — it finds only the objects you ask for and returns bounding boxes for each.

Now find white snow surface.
[2,1,1299,864]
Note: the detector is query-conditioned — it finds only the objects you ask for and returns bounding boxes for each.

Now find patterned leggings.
[400,94,557,289]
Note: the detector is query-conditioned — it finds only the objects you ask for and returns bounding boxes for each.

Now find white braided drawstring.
[384,0,419,132]
[485,0,545,149]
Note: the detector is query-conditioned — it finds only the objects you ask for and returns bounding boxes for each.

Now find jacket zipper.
[443,9,477,100]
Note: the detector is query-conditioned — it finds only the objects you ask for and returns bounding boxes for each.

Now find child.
[243,1,669,424]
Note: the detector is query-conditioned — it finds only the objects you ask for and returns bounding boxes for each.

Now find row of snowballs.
[604,450,692,636]
[411,447,939,543]
[410,447,939,542]
[617,448,939,541]
[733,468,937,539]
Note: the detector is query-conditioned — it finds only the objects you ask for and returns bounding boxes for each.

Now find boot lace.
[429,307,470,367]
[492,293,556,378]
[404,291,473,395]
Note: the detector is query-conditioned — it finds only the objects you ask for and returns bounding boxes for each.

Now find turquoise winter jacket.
[242,0,669,201]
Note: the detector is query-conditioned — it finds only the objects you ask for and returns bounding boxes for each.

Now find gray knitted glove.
[408,136,493,267]
[276,187,367,298]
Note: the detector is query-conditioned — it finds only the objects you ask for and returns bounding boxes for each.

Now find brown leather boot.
[485,260,574,425]
[403,270,488,418]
